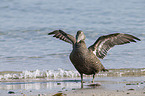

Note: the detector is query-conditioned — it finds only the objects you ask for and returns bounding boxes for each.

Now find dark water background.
[0,0,145,72]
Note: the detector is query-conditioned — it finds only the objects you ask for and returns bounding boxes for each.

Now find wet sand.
[0,76,144,96]
[60,89,145,96]
[38,77,145,96]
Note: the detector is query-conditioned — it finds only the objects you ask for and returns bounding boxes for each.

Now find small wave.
[0,68,80,80]
[0,68,144,81]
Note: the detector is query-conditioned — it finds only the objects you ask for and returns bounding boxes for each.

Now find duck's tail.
[101,68,109,72]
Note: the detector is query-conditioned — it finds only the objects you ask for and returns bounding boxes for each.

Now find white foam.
[0,68,80,80]
[141,69,145,72]
[44,68,80,78]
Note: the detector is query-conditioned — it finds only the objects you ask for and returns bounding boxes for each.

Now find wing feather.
[88,33,141,59]
[48,30,76,45]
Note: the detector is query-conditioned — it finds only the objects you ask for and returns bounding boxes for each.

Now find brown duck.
[48,30,140,87]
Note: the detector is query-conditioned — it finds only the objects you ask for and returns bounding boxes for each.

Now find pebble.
[72,88,76,90]
[62,87,65,90]
[8,91,15,94]
[57,83,61,85]
[128,88,135,91]
[126,83,136,85]
[141,82,144,84]
[87,83,101,86]
[52,93,63,96]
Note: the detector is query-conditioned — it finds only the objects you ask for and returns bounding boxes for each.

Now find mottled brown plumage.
[48,30,140,87]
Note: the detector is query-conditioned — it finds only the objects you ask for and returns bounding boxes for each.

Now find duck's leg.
[92,74,95,83]
[81,74,83,88]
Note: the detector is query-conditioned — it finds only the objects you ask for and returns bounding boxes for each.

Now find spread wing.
[48,30,76,45]
[88,33,141,59]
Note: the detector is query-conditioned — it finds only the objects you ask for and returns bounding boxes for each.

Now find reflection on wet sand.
[0,77,144,91]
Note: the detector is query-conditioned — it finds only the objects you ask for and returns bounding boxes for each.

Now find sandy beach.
[58,89,145,96]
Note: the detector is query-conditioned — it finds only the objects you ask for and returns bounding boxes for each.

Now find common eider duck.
[48,30,140,87]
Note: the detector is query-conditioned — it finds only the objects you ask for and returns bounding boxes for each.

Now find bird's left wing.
[88,33,141,59]
[48,30,76,45]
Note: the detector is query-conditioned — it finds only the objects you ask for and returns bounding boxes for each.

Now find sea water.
[0,0,145,94]
[0,0,144,72]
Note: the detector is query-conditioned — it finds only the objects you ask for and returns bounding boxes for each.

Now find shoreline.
[0,68,144,96]
[0,68,145,82]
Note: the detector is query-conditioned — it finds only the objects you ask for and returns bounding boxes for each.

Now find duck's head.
[76,30,86,43]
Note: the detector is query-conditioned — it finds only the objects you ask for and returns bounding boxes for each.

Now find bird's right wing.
[88,33,141,59]
[48,30,76,45]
